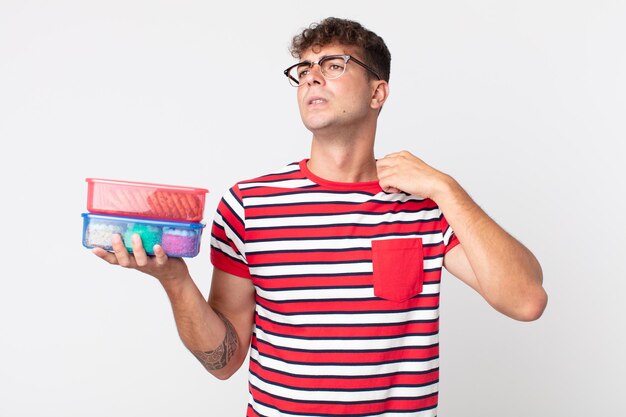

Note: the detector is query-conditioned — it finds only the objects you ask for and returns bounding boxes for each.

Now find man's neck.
[307,131,378,183]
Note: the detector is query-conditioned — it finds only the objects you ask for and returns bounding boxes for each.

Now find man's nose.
[302,64,325,86]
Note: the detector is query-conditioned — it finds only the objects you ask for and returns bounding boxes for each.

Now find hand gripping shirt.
[210,160,460,417]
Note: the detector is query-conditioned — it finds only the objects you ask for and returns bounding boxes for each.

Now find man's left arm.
[377,151,548,321]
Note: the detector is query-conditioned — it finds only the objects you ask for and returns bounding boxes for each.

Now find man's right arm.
[93,233,256,380]
[162,267,255,380]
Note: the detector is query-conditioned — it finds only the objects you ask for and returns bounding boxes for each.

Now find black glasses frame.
[283,54,381,86]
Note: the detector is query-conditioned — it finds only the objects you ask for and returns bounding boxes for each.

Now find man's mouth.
[308,97,327,105]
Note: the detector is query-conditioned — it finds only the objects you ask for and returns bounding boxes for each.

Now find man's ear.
[370,80,390,111]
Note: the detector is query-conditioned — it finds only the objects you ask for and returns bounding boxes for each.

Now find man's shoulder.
[227,160,313,193]
[239,160,303,184]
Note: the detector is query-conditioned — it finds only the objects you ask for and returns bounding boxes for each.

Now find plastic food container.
[86,178,208,222]
[82,213,205,258]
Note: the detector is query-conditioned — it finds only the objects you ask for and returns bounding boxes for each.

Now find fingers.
[381,151,405,159]
[375,156,393,169]
[375,157,395,173]
[376,159,400,183]
[92,233,175,279]
[376,151,428,197]
[92,246,119,265]
[131,234,149,267]
[376,152,406,171]
[376,157,397,193]
[92,234,139,268]
[382,185,402,194]
[152,244,169,267]
[377,164,400,194]
[111,233,136,268]
[380,150,410,160]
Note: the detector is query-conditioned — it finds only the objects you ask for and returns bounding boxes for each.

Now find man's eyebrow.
[297,55,337,65]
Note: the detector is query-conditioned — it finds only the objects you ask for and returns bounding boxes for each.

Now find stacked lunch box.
[81,178,209,258]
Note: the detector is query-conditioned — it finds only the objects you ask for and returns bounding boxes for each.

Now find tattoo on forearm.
[191,311,239,371]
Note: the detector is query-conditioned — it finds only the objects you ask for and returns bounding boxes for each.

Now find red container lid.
[86,178,209,222]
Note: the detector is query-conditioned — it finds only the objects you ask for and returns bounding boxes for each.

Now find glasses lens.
[285,56,348,86]
[320,56,347,80]
[287,63,310,86]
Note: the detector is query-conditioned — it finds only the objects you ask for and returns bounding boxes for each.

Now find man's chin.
[302,116,334,133]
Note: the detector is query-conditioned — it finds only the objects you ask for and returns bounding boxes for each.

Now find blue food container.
[82,213,205,258]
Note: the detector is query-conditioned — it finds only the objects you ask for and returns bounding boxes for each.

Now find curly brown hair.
[289,17,391,82]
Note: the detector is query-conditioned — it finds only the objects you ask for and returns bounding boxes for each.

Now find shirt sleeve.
[440,212,460,254]
[209,184,252,279]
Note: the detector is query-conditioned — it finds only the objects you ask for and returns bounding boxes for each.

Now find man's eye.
[322,58,345,73]
[297,69,310,79]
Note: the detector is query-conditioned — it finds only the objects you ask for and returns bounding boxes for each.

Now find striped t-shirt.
[210,159,459,417]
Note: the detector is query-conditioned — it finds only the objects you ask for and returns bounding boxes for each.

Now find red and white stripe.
[210,160,459,416]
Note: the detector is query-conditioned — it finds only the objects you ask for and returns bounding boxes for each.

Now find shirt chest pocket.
[371,238,425,302]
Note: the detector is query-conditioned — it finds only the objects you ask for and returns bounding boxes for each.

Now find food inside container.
[82,213,205,258]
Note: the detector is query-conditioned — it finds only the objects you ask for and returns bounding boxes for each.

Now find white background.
[1,1,624,416]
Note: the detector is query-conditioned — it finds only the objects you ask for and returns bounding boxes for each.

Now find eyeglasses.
[283,54,381,87]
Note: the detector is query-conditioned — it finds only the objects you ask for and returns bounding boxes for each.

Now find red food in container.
[86,178,208,222]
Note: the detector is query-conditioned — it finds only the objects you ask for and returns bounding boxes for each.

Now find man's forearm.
[189,310,239,372]
[434,176,546,318]
[159,275,240,377]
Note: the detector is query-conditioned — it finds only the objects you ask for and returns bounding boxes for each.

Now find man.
[94,17,547,417]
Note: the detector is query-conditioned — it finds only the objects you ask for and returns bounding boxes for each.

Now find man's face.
[295,44,378,134]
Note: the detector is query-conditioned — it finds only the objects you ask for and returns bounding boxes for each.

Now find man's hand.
[376,150,451,200]
[92,233,188,282]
